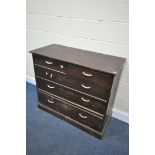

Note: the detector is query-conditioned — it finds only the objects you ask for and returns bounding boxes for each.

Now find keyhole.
[46,72,48,75]
[60,65,64,68]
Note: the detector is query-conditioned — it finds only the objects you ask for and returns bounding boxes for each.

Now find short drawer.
[38,91,103,132]
[67,65,113,90]
[36,77,107,115]
[34,65,66,85]
[33,54,67,74]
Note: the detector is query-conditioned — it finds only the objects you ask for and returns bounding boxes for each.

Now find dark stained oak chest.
[30,44,125,139]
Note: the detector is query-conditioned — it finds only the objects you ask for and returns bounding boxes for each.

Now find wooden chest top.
[30,44,126,75]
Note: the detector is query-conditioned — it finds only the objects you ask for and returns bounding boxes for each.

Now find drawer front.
[67,65,113,90]
[34,65,66,85]
[36,77,107,115]
[33,54,67,74]
[38,91,103,132]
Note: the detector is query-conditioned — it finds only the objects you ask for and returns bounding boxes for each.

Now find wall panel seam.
[26,13,129,24]
[26,28,129,46]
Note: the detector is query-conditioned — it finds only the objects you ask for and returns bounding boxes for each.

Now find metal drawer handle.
[81,84,91,89]
[50,73,53,78]
[45,72,48,75]
[82,71,93,77]
[81,97,90,102]
[79,113,87,119]
[47,84,54,89]
[47,99,54,104]
[45,60,53,65]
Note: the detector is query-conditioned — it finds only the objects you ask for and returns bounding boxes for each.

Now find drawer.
[36,77,107,115]
[67,65,113,90]
[33,54,67,74]
[38,91,103,132]
[34,65,66,85]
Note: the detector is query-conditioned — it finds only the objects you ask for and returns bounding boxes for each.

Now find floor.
[26,82,129,155]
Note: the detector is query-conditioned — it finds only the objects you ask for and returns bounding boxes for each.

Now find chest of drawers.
[30,44,125,139]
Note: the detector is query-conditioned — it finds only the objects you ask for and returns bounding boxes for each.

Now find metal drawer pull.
[81,84,91,89]
[45,60,53,65]
[82,71,93,77]
[81,97,90,102]
[79,113,87,119]
[47,84,54,89]
[45,72,48,75]
[47,99,54,104]
[50,73,53,78]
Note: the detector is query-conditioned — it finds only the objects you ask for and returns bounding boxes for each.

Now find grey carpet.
[26,82,129,155]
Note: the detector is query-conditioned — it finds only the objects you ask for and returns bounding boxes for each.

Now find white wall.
[26,0,129,116]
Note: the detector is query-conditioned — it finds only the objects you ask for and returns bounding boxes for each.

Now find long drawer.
[36,77,107,115]
[38,91,103,132]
